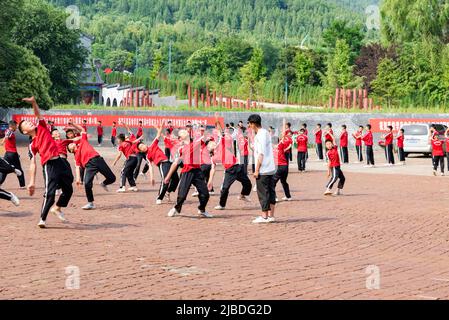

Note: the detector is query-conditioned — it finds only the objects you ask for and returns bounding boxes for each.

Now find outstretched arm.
[112,152,123,166]
[22,96,42,119]
[68,120,86,134]
[164,158,180,184]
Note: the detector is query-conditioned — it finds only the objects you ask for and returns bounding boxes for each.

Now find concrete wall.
[2,108,448,147]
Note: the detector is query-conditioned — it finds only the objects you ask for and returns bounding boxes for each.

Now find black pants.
[285,151,292,163]
[175,168,209,213]
[297,152,306,171]
[433,155,445,173]
[201,164,214,192]
[251,155,256,173]
[41,158,74,221]
[111,136,116,147]
[98,135,103,145]
[84,156,116,202]
[366,145,375,165]
[157,161,180,200]
[121,156,137,187]
[0,158,15,202]
[326,166,345,190]
[0,152,25,187]
[133,152,146,180]
[273,165,291,199]
[399,148,406,162]
[80,166,85,183]
[242,155,249,175]
[0,188,13,201]
[256,174,276,212]
[356,145,363,162]
[340,147,349,164]
[385,144,395,164]
[233,140,237,157]
[165,147,171,160]
[219,164,252,207]
[316,143,323,160]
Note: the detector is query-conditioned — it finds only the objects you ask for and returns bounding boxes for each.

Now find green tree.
[294,50,314,86]
[371,58,404,107]
[150,49,163,80]
[104,49,134,72]
[11,0,86,103]
[322,20,365,63]
[240,47,266,100]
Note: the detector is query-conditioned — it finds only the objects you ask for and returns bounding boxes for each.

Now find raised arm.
[22,96,42,119]
[68,120,86,134]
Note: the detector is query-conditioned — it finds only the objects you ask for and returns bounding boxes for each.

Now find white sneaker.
[267,216,276,223]
[199,210,213,218]
[55,189,62,196]
[334,189,342,196]
[324,189,333,196]
[140,172,147,180]
[238,195,251,202]
[99,182,109,192]
[50,207,67,222]
[167,207,179,217]
[433,170,437,176]
[252,216,270,224]
[363,165,371,168]
[14,169,22,177]
[156,199,162,205]
[275,198,280,203]
[281,197,292,201]
[209,191,215,195]
[214,205,225,210]
[441,172,445,177]
[37,219,46,228]
[128,186,138,192]
[82,202,96,210]
[116,187,126,193]
[165,193,171,202]
[10,193,20,206]
[19,186,26,190]
[191,192,199,197]
[98,144,102,147]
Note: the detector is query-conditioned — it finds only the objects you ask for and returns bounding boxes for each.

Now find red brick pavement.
[1,148,449,299]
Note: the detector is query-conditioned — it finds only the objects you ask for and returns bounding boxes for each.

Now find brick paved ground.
[1,147,449,300]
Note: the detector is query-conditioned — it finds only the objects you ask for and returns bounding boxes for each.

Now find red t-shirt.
[397,135,404,148]
[325,129,334,142]
[315,130,322,144]
[74,133,99,167]
[275,141,288,166]
[200,143,212,165]
[97,125,103,136]
[119,134,138,159]
[137,127,143,138]
[384,132,393,145]
[164,135,174,150]
[340,131,348,147]
[353,132,362,146]
[179,140,202,173]
[30,119,60,166]
[445,138,449,151]
[238,137,249,156]
[432,139,444,156]
[146,138,168,166]
[55,139,72,157]
[4,129,17,153]
[296,134,308,152]
[111,127,117,137]
[211,144,237,170]
[327,146,341,168]
[362,131,373,146]
[82,124,88,132]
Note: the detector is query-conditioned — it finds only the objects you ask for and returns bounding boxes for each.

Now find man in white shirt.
[248,114,276,224]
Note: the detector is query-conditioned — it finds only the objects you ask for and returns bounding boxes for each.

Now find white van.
[402,123,447,157]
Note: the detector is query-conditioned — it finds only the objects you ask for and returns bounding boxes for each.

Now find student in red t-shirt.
[0,120,25,188]
[273,133,292,201]
[444,128,449,170]
[67,122,116,210]
[111,121,117,147]
[296,128,308,172]
[96,120,103,147]
[313,123,324,161]
[381,125,395,166]
[137,122,180,205]
[352,126,364,163]
[324,123,334,142]
[430,134,445,176]
[396,128,405,165]
[238,133,249,174]
[207,117,252,210]
[19,97,74,228]
[163,129,212,218]
[339,125,349,164]
[362,124,375,167]
[82,120,88,133]
[324,139,345,196]
[133,121,147,181]
[112,122,142,193]
[163,129,174,160]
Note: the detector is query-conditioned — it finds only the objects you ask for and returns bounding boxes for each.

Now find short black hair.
[230,122,234,127]
[9,120,17,126]
[247,114,262,127]
[366,124,372,130]
[325,139,334,144]
[51,128,59,134]
[65,129,74,137]
[400,128,404,132]
[387,125,393,130]
[302,123,307,128]
[300,128,305,133]
[118,133,126,141]
[83,120,87,123]
[286,122,291,128]
[342,125,347,129]
[327,123,332,128]
[317,123,322,128]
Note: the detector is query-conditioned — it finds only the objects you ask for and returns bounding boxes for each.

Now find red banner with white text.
[370,118,449,132]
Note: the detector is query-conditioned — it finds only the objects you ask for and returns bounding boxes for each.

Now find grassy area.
[51,104,449,114]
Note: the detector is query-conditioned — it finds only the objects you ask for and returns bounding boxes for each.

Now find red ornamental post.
[334,88,339,109]
[246,99,250,110]
[363,98,368,110]
[358,89,363,109]
[342,88,346,109]
[369,98,373,110]
[347,89,351,108]
[353,89,357,109]
[187,84,192,108]
[149,97,153,107]
[200,93,205,107]
[205,88,210,108]
[219,93,223,108]
[194,89,199,108]
[329,96,333,109]
[213,91,217,107]
[252,101,257,109]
